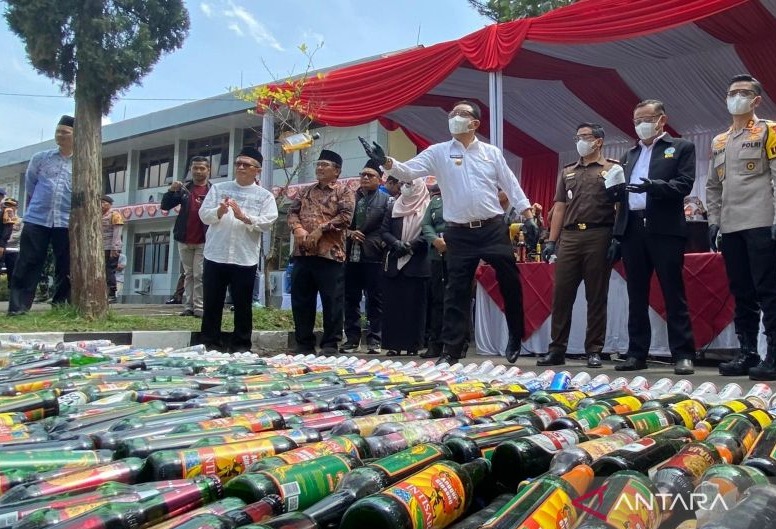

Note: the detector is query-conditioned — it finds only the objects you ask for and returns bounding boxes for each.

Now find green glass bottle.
[743,421,776,476]
[225,454,361,511]
[573,471,662,529]
[329,410,430,436]
[246,435,369,472]
[338,458,490,529]
[0,389,59,420]
[0,449,113,473]
[442,424,538,462]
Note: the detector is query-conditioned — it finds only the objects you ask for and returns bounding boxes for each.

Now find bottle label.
[569,404,611,431]
[591,476,660,529]
[485,482,577,529]
[578,431,640,459]
[383,462,467,529]
[404,392,451,411]
[533,406,568,429]
[618,438,657,452]
[454,403,507,418]
[671,401,707,428]
[372,444,448,479]
[723,400,749,413]
[401,419,465,445]
[200,414,275,433]
[467,424,527,441]
[35,460,131,496]
[263,454,353,511]
[610,396,643,413]
[626,410,672,436]
[746,410,773,430]
[550,391,587,410]
[525,430,580,454]
[179,439,279,479]
[57,499,113,520]
[660,443,718,480]
[481,447,496,460]
[278,437,358,465]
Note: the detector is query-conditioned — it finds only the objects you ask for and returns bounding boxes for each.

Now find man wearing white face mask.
[707,74,776,380]
[361,100,537,365]
[537,123,621,369]
[613,100,696,375]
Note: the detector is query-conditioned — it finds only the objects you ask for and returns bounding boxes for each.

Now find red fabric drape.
[520,154,559,213]
[283,0,750,126]
[378,117,432,151]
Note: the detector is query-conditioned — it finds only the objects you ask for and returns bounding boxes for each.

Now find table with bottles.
[1,338,776,529]
[475,252,740,358]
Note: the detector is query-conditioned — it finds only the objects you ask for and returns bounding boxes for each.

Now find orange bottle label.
[179,439,278,480]
[383,462,467,529]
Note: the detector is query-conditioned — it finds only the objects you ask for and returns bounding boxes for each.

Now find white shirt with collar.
[199,180,278,266]
[385,137,530,224]
[628,132,666,211]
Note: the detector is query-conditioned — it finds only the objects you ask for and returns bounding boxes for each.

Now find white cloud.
[101,116,112,126]
[200,2,213,17]
[227,23,244,37]
[223,1,284,51]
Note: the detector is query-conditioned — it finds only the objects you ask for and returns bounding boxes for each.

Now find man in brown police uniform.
[537,123,623,368]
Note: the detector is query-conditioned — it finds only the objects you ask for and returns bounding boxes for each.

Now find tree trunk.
[70,91,108,319]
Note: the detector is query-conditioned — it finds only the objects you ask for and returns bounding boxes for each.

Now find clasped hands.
[295,227,323,253]
[217,197,249,223]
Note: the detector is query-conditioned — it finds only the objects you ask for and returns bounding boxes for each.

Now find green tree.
[4,1,189,319]
[467,0,576,21]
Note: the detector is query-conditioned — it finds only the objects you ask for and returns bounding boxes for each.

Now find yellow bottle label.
[671,401,707,428]
[383,462,467,529]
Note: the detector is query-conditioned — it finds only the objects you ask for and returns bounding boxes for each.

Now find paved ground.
[1,301,764,392]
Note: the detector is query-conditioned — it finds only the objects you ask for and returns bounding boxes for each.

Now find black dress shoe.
[505,336,522,364]
[537,351,565,366]
[587,353,602,368]
[436,354,459,366]
[615,357,648,371]
[674,358,695,375]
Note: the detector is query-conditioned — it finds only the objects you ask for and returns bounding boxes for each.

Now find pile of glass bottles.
[0,337,775,529]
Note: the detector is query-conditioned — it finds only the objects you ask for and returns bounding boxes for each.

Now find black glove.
[391,240,410,257]
[772,224,776,241]
[542,241,556,263]
[358,136,387,165]
[606,239,621,264]
[709,224,720,252]
[523,218,539,242]
[625,177,653,194]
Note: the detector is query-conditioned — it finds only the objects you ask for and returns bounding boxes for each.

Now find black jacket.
[612,134,695,239]
[347,189,390,263]
[380,203,430,278]
[161,181,212,243]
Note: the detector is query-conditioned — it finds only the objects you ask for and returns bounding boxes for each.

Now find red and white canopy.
[279,0,776,211]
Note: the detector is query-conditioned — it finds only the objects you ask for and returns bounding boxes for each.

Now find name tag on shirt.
[450,154,463,166]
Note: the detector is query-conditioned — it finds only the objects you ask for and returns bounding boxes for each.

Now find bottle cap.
[560,463,594,496]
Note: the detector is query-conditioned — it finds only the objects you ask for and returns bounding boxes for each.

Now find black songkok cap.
[238,146,263,165]
[58,115,75,128]
[318,149,343,167]
[363,159,384,176]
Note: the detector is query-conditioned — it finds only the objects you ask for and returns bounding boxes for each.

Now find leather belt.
[563,223,613,231]
[446,215,503,229]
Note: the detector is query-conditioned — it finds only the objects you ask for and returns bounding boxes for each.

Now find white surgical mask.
[448,115,471,135]
[400,185,414,197]
[576,139,596,157]
[727,95,753,115]
[635,120,659,141]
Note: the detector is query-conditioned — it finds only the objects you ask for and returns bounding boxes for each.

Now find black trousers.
[427,258,447,350]
[9,223,70,313]
[621,213,695,360]
[343,261,383,345]
[200,258,256,352]
[291,256,344,352]
[105,250,119,296]
[4,252,18,286]
[720,227,776,337]
[443,221,523,357]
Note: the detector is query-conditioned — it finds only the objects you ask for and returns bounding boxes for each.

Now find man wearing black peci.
[611,99,696,375]
[362,100,538,365]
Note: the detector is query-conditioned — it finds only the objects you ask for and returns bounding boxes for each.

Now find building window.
[103,155,127,194]
[133,232,170,274]
[138,146,174,189]
[187,135,230,179]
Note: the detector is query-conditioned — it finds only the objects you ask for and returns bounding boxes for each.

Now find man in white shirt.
[198,146,278,352]
[363,100,538,365]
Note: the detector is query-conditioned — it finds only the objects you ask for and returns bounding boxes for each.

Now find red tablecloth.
[475,253,735,347]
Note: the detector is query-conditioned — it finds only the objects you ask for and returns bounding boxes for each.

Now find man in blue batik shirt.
[8,115,74,315]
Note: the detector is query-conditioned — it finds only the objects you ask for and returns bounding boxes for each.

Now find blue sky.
[0,0,490,152]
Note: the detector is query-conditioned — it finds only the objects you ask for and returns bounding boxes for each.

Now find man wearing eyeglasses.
[198,146,278,353]
[537,123,620,369]
[612,100,696,375]
[288,149,356,356]
[707,74,776,380]
[341,160,391,354]
[362,100,537,365]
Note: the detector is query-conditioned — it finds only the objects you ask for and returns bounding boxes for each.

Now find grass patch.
[0,305,299,333]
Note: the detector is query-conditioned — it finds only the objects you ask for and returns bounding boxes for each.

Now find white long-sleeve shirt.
[199,180,278,266]
[385,137,530,224]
